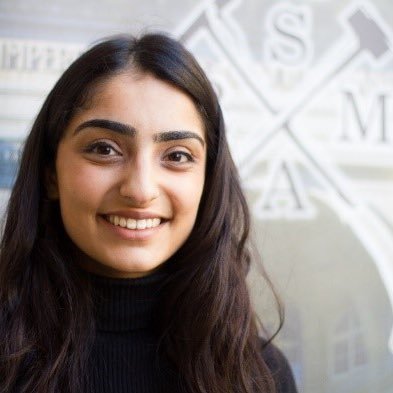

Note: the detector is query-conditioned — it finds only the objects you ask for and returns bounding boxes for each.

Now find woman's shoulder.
[260,339,298,393]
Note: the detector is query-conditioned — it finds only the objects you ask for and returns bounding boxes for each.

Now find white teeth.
[108,215,161,229]
[153,218,160,227]
[119,217,127,228]
[126,219,137,229]
[137,220,146,229]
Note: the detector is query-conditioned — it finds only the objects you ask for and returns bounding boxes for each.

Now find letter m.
[341,90,388,143]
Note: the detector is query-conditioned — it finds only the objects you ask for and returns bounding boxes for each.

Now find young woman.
[0,33,297,393]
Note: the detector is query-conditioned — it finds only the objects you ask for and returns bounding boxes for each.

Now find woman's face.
[49,72,206,278]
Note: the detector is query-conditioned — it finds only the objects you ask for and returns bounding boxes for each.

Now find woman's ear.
[45,167,59,200]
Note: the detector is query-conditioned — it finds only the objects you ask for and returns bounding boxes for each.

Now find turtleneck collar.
[88,271,168,333]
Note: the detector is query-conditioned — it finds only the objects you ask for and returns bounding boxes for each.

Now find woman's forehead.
[63,72,206,141]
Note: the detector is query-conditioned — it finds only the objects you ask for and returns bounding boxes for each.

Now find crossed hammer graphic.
[174,0,393,350]
[175,0,393,206]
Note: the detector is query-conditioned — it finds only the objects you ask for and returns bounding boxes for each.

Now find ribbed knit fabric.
[86,272,298,393]
[87,271,181,393]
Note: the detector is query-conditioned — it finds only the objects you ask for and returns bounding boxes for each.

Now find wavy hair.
[0,33,282,393]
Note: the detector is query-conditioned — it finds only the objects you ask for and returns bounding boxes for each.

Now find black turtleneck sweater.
[87,272,298,393]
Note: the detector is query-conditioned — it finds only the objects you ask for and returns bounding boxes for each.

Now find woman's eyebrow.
[73,119,136,136]
[73,119,205,147]
[153,131,205,147]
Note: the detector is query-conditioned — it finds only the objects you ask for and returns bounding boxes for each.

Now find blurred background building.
[1,0,393,392]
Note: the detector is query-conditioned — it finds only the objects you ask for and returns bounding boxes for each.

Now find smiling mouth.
[105,215,162,230]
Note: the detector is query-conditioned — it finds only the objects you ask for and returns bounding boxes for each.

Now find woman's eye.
[165,151,194,163]
[85,141,120,156]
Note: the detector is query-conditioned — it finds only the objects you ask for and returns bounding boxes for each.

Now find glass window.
[332,308,368,376]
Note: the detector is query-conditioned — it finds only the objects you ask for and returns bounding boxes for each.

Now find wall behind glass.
[1,1,393,392]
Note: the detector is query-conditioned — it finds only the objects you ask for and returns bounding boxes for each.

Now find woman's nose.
[119,158,160,206]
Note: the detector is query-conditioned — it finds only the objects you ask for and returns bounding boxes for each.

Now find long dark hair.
[0,33,282,392]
